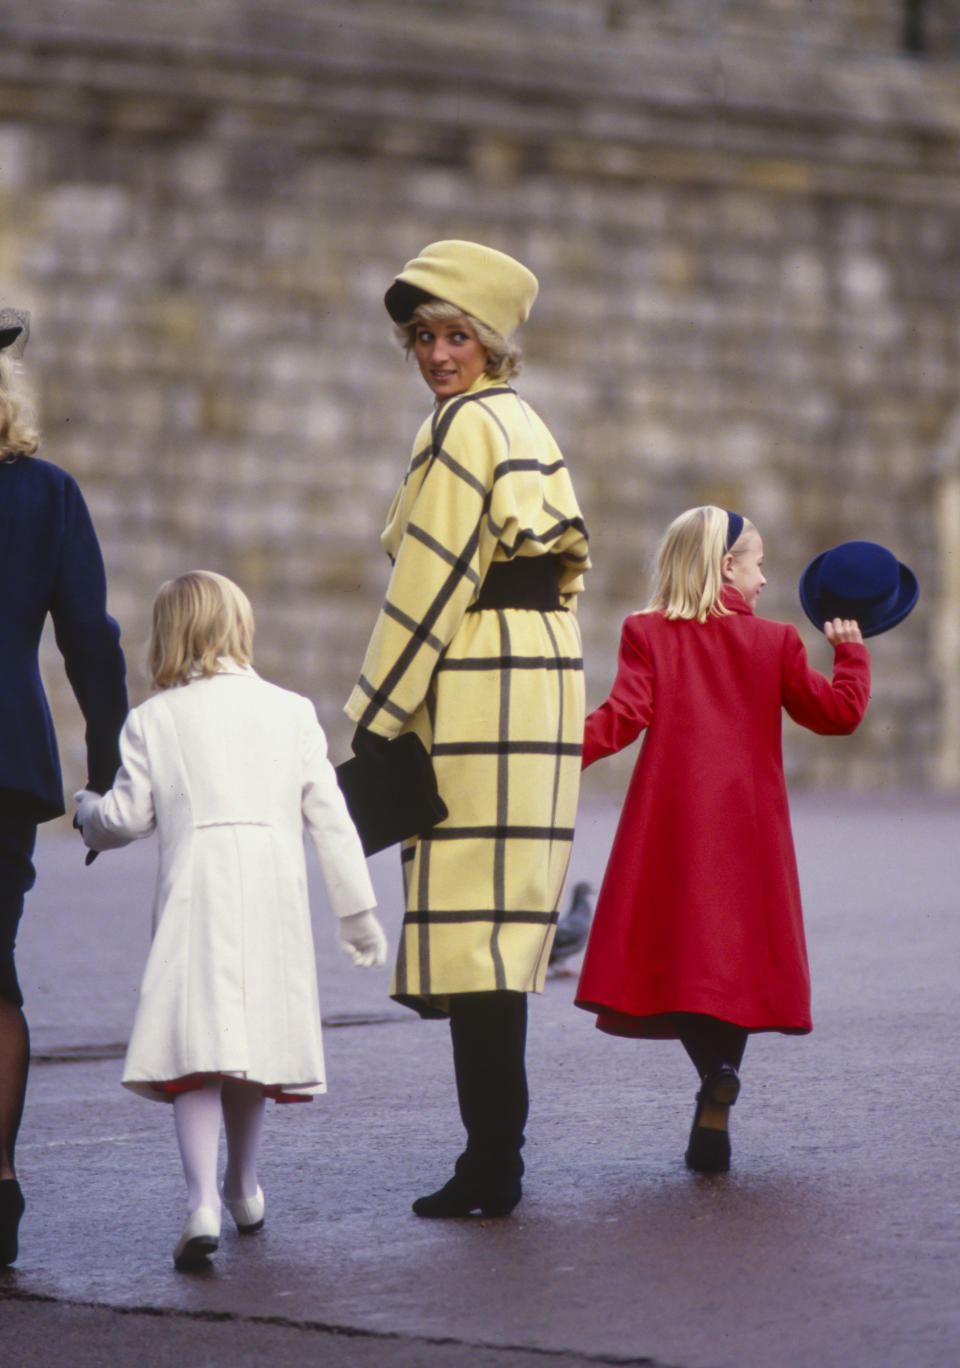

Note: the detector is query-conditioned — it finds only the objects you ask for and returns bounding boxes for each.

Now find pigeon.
[548,881,594,975]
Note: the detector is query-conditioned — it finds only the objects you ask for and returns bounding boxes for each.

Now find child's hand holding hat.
[823,619,863,646]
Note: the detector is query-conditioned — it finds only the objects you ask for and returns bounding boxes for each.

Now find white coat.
[80,663,376,1101]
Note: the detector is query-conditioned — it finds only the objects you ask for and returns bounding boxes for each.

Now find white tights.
[172,1077,266,1212]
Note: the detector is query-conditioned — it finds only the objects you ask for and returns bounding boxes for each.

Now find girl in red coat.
[575,506,871,1173]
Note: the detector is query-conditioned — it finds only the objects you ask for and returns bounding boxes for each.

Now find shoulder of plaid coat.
[384,379,591,588]
[345,377,590,737]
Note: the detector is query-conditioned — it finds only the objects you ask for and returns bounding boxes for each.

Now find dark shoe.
[0,1179,25,1267]
[684,1068,740,1173]
[412,1172,522,1219]
[685,1111,732,1172]
[700,1064,740,1106]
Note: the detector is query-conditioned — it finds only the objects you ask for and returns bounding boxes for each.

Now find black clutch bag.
[335,731,448,856]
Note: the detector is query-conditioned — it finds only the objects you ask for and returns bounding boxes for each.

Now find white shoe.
[224,1185,265,1234]
[173,1206,220,1269]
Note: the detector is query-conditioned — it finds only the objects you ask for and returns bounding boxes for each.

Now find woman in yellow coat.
[346,240,590,1217]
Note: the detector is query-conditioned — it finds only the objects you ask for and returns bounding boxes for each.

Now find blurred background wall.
[2,0,960,806]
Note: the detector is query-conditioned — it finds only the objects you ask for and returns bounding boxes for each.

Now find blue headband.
[724,511,744,552]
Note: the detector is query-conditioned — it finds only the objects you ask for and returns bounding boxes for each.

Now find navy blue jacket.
[1,455,127,821]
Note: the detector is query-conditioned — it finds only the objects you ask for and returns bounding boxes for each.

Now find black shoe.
[684,1068,740,1173]
[685,1112,732,1172]
[0,1179,25,1267]
[701,1064,740,1107]
[412,1172,522,1219]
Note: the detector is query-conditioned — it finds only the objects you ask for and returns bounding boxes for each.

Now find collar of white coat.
[184,659,259,681]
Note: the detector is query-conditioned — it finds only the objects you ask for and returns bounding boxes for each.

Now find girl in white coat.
[75,571,386,1269]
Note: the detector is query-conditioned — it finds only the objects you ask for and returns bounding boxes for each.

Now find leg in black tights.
[670,1011,747,1080]
[670,1013,748,1174]
[413,990,527,1217]
[0,987,27,1262]
[0,981,29,1183]
[0,808,37,1264]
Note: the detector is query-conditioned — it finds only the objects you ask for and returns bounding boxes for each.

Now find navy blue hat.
[799,541,918,638]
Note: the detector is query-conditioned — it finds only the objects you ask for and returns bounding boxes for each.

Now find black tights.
[0,802,37,1183]
[447,991,528,1182]
[670,1012,748,1082]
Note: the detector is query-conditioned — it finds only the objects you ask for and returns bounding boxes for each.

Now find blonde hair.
[0,353,40,458]
[149,571,254,690]
[645,506,757,623]
[398,299,523,382]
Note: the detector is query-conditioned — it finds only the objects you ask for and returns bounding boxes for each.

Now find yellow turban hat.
[384,240,539,340]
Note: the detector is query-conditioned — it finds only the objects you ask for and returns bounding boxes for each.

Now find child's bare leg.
[173,1078,223,1212]
[220,1078,266,1202]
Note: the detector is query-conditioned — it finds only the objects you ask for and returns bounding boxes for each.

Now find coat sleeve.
[51,475,128,794]
[582,615,654,768]
[344,404,503,737]
[300,701,377,918]
[781,629,871,735]
[79,709,156,850]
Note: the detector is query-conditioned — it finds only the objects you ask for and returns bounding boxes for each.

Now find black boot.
[412,1153,522,1219]
[413,992,527,1219]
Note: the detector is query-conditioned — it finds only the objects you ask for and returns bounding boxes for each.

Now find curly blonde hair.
[0,353,39,458]
[397,299,522,382]
[645,506,757,623]
[149,570,254,690]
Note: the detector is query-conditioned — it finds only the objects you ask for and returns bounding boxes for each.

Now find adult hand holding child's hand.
[73,789,99,844]
[824,618,863,646]
[73,789,100,864]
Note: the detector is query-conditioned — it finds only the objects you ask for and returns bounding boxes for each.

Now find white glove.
[337,910,388,968]
[73,789,101,848]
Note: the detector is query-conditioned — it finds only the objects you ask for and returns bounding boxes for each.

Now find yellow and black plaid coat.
[345,374,590,1016]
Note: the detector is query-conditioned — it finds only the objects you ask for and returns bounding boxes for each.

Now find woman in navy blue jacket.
[0,314,127,1264]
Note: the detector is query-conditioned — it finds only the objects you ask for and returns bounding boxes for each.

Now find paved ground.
[1,791,958,1367]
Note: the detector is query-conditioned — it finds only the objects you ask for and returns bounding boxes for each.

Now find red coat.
[575,589,871,1038]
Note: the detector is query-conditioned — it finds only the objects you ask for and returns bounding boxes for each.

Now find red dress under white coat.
[575,588,871,1039]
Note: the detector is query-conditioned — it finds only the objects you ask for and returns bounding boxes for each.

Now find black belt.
[469,557,561,612]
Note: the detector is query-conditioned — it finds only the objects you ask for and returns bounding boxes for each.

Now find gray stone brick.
[1,0,955,801]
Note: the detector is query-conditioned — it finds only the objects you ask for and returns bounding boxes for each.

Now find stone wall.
[1,0,959,806]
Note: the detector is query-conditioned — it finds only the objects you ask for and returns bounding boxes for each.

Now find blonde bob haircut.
[0,352,40,458]
[645,505,757,624]
[149,570,254,690]
[398,299,522,382]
